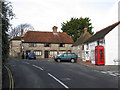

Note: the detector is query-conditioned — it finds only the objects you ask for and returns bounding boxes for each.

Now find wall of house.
[84,42,96,64]
[10,40,22,57]
[105,26,118,65]
[22,43,73,58]
[83,44,90,62]
[72,45,82,60]
[84,39,105,64]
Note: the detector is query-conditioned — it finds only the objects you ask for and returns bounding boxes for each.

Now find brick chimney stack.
[84,27,87,33]
[52,26,58,33]
[21,28,23,36]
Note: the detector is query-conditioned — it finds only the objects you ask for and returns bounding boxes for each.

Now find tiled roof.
[84,21,120,43]
[23,31,74,44]
[73,32,91,46]
[11,36,21,40]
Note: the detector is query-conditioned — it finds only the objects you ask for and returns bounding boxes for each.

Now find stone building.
[10,26,74,58]
[9,36,22,58]
[72,28,91,61]
[9,28,24,58]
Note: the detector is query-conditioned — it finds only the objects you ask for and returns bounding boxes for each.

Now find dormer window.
[59,43,65,47]
[44,43,51,47]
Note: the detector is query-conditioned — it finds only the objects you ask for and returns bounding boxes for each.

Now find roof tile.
[23,31,74,44]
[84,21,120,43]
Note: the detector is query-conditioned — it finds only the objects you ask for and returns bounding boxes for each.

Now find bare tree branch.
[8,23,35,39]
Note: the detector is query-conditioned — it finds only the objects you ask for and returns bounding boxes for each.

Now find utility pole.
[118,1,120,65]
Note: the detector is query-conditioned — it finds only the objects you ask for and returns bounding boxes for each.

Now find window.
[67,50,71,53]
[34,50,42,56]
[50,51,57,56]
[59,43,65,47]
[78,45,80,49]
[44,43,51,47]
[87,43,89,50]
[82,45,84,50]
[78,53,80,57]
[99,40,104,46]
[64,54,68,57]
[67,53,74,56]
[100,50,103,59]
[59,51,66,54]
[29,43,36,47]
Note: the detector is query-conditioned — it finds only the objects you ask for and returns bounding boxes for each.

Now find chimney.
[52,26,58,33]
[21,28,23,36]
[84,27,87,33]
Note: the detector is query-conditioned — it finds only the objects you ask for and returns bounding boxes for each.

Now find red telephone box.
[95,45,105,65]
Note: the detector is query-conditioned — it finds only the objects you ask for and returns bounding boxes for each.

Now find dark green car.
[54,53,78,63]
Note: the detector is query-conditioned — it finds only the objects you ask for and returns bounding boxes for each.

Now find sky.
[10,0,119,33]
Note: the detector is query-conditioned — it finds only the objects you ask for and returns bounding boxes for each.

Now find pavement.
[77,59,118,71]
[0,66,2,90]
[2,57,119,88]
[77,60,119,78]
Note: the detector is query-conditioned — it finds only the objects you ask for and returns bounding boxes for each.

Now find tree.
[61,17,94,42]
[1,0,14,62]
[9,23,35,39]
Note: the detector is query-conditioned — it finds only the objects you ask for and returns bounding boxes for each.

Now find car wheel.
[71,59,75,63]
[57,59,61,62]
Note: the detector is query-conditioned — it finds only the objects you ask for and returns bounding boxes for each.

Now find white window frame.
[50,51,57,56]
[34,50,42,56]
[29,43,36,47]
[59,51,66,55]
[78,45,80,49]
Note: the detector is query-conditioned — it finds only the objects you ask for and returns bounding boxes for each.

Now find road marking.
[109,73,117,76]
[107,71,113,74]
[25,62,29,64]
[48,73,69,89]
[32,65,44,71]
[4,65,14,90]
[114,73,120,76]
[94,70,119,77]
[101,71,108,74]
[23,62,29,64]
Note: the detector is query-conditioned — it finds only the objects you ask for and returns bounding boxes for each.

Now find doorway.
[44,50,49,58]
[26,50,31,54]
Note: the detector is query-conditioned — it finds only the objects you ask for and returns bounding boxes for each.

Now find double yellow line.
[4,65,14,90]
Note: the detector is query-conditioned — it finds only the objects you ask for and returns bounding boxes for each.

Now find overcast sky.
[10,0,119,33]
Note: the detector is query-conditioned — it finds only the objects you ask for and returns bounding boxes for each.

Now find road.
[3,57,118,88]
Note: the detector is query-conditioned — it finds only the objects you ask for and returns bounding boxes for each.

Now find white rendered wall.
[85,39,105,64]
[83,44,87,61]
[118,1,120,65]
[89,41,97,64]
[105,26,118,65]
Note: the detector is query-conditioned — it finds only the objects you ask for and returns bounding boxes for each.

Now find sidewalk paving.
[0,66,2,90]
[77,60,119,72]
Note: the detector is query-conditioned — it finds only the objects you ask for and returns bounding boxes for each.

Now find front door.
[44,50,49,58]
[26,50,31,55]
